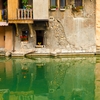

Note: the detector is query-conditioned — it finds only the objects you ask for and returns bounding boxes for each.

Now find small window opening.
[60,0,66,8]
[75,0,82,7]
[20,31,28,42]
[50,0,57,8]
[36,30,44,45]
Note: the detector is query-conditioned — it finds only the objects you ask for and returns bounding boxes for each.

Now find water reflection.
[0,56,96,100]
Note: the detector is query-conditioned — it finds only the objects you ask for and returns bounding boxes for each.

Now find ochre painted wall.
[0,27,5,48]
[5,26,13,51]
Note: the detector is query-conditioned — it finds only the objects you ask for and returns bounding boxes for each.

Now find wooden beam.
[8,20,34,24]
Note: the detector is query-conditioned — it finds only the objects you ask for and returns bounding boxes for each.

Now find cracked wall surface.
[45,0,96,53]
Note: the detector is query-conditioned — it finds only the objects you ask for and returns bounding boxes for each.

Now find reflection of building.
[45,57,95,100]
[0,59,13,89]
[95,58,100,100]
[32,63,48,94]
[0,58,49,99]
[9,91,34,100]
[0,89,10,100]
[0,57,96,100]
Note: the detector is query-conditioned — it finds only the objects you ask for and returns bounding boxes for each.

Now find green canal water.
[0,56,99,100]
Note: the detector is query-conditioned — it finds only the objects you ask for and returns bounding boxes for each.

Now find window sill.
[21,41,28,43]
[35,45,44,48]
[50,8,56,11]
[60,8,66,11]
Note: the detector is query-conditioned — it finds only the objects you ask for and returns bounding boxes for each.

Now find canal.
[0,56,99,100]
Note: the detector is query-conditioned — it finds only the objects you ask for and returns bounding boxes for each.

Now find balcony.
[8,9,33,23]
[17,9,33,19]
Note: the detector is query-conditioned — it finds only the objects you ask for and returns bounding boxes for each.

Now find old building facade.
[0,0,98,55]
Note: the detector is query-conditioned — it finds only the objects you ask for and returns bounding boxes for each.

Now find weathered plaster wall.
[33,0,49,20]
[96,0,100,51]
[15,24,36,52]
[45,0,96,53]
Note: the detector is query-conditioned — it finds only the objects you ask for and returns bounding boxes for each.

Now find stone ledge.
[35,45,44,48]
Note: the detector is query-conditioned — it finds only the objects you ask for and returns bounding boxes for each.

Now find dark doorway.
[36,30,44,45]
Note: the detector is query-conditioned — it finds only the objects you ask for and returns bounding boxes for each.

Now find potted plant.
[26,5,32,9]
[50,6,57,10]
[20,35,28,41]
[38,42,41,45]
[22,0,28,9]
[72,5,83,12]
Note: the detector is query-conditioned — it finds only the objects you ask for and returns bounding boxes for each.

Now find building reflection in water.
[0,56,96,100]
[95,57,100,100]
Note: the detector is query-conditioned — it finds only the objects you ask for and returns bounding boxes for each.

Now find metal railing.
[17,9,33,19]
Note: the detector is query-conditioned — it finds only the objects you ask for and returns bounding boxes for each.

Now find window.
[60,0,66,8]
[20,31,28,42]
[50,0,56,7]
[75,0,82,7]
